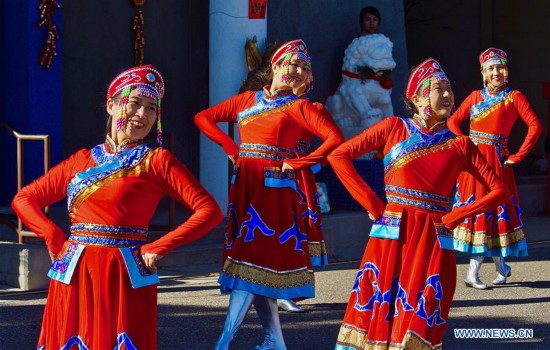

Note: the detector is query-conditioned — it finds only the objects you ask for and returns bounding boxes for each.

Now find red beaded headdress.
[405,58,448,100]
[271,39,313,94]
[107,64,165,144]
[479,48,507,68]
[405,58,449,118]
[479,48,508,87]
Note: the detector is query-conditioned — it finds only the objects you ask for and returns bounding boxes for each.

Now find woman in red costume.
[448,48,542,289]
[329,58,508,349]
[11,65,223,350]
[195,39,344,350]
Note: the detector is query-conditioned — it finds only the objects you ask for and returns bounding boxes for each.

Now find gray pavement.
[0,216,549,349]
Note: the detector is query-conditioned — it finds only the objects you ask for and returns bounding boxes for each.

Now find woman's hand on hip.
[142,252,164,273]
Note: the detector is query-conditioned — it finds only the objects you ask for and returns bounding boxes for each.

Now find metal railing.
[1,124,50,243]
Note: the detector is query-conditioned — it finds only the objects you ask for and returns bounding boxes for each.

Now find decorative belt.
[68,223,148,247]
[385,185,449,213]
[469,130,508,148]
[239,143,295,161]
[295,140,311,155]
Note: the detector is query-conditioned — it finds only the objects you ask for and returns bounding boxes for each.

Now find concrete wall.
[267,0,409,117]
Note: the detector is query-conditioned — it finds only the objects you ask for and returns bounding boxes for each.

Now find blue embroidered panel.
[433,223,454,250]
[384,118,454,172]
[67,143,152,210]
[120,246,160,289]
[370,213,401,240]
[48,243,85,285]
[237,90,298,123]
[264,169,296,190]
[416,274,446,327]
[470,87,512,119]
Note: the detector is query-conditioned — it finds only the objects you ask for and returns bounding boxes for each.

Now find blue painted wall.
[1,0,62,205]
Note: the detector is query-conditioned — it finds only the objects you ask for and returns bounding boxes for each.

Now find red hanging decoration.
[249,0,267,19]
[132,0,146,65]
[37,0,60,68]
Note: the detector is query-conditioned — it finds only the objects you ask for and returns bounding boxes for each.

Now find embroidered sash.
[384,118,454,174]
[67,143,152,212]
[237,90,299,126]
[470,87,513,123]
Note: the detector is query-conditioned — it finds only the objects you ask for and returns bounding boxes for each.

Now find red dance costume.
[294,102,334,267]
[195,87,343,299]
[329,116,507,349]
[12,138,222,349]
[447,87,542,257]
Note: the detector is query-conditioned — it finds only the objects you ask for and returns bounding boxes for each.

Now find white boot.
[492,257,511,285]
[464,255,488,289]
[277,299,305,313]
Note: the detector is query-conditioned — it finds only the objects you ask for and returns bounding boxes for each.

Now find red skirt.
[452,143,527,257]
[219,156,315,300]
[336,209,456,350]
[38,245,157,349]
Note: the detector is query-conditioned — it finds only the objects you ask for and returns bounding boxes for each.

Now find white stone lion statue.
[325,34,396,136]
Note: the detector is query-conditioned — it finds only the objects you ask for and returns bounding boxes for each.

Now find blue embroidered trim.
[120,246,160,288]
[217,273,315,300]
[239,143,295,161]
[48,243,85,285]
[386,185,449,204]
[470,86,512,119]
[386,195,449,213]
[115,332,138,350]
[69,235,146,247]
[71,223,148,235]
[237,90,298,123]
[60,336,89,350]
[434,223,454,250]
[67,143,151,210]
[310,255,328,268]
[295,139,311,154]
[264,169,296,189]
[384,118,454,171]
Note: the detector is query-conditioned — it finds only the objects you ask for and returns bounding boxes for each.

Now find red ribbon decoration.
[249,0,267,19]
[341,70,394,90]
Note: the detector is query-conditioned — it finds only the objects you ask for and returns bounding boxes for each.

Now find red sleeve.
[141,149,223,256]
[442,138,508,228]
[194,92,255,156]
[326,118,398,219]
[507,91,543,163]
[11,150,92,255]
[284,101,344,170]
[447,91,477,136]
